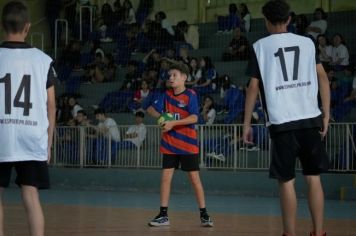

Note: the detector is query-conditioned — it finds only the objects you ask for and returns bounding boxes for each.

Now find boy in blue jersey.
[147,63,213,227]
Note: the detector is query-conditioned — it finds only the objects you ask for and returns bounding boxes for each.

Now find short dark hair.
[135,111,145,118]
[262,0,290,25]
[77,110,88,117]
[94,108,106,115]
[169,63,190,78]
[2,1,29,34]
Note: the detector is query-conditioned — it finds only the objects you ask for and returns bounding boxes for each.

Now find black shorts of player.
[162,154,200,171]
[0,161,50,189]
[269,128,329,181]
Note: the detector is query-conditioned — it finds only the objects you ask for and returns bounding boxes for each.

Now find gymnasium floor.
[3,189,356,236]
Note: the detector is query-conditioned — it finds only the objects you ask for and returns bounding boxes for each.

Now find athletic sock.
[159,206,168,217]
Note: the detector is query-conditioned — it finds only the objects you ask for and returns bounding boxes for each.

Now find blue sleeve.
[151,92,165,114]
[187,93,199,116]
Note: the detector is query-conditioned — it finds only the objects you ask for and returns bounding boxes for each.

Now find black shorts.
[162,154,200,171]
[270,128,329,181]
[0,161,50,189]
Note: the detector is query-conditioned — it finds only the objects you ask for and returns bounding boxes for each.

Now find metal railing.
[52,123,356,172]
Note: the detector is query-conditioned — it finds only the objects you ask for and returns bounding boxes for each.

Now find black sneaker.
[148,215,170,227]
[200,213,214,227]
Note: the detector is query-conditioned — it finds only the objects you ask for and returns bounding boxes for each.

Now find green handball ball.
[158,113,174,125]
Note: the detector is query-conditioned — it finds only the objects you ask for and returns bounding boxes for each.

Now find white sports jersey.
[0,42,56,162]
[250,33,321,129]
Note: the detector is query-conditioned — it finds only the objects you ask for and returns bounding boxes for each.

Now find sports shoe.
[206,152,226,162]
[310,231,326,236]
[200,213,214,227]
[148,215,170,227]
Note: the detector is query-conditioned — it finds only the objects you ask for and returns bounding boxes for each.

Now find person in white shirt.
[316,34,332,66]
[68,97,83,119]
[330,33,349,70]
[123,0,136,24]
[155,11,175,36]
[95,109,120,142]
[199,96,216,125]
[120,111,147,149]
[306,8,327,40]
[239,3,251,32]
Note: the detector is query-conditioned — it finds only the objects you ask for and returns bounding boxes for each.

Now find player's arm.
[147,106,161,118]
[243,78,259,144]
[316,63,331,138]
[162,114,198,132]
[47,86,56,163]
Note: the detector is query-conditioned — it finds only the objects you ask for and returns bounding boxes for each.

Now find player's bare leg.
[160,168,175,207]
[279,179,297,236]
[305,175,324,236]
[21,185,44,236]
[187,171,206,208]
[0,187,4,236]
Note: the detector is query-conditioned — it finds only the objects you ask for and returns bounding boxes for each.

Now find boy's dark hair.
[2,1,29,34]
[135,111,145,118]
[156,11,166,20]
[314,7,327,20]
[77,110,88,117]
[262,0,290,25]
[94,108,106,115]
[228,3,238,15]
[169,63,190,78]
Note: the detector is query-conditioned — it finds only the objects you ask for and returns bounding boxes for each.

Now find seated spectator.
[317,34,332,67]
[75,110,91,126]
[199,95,216,125]
[88,53,116,83]
[219,80,245,124]
[330,33,349,71]
[116,26,137,66]
[128,80,151,112]
[295,14,308,35]
[222,27,250,61]
[122,0,136,24]
[239,3,251,32]
[216,3,240,33]
[68,96,83,119]
[142,68,158,88]
[186,58,202,88]
[176,46,191,65]
[112,0,124,26]
[157,59,170,88]
[175,20,199,49]
[91,109,121,164]
[136,0,154,26]
[116,111,147,150]
[194,57,217,95]
[155,11,175,37]
[56,95,73,125]
[142,49,162,72]
[306,8,327,40]
[122,60,141,90]
[344,75,356,103]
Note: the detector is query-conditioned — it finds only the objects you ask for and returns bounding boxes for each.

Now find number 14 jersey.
[248,33,322,133]
[0,42,56,162]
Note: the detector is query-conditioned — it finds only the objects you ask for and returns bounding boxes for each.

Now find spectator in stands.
[122,0,136,24]
[143,49,162,72]
[68,96,83,119]
[164,48,176,60]
[155,11,175,37]
[158,59,170,88]
[116,26,137,66]
[344,75,356,103]
[295,14,308,36]
[186,58,202,88]
[96,3,115,42]
[199,95,216,125]
[56,95,73,125]
[216,3,240,34]
[75,110,91,126]
[136,0,154,26]
[128,80,151,112]
[317,34,332,67]
[122,60,141,90]
[330,33,349,71]
[88,53,116,83]
[194,57,217,95]
[175,20,199,50]
[117,111,147,150]
[306,8,328,40]
[92,109,121,163]
[57,40,82,81]
[239,3,251,32]
[177,46,191,65]
[222,27,250,61]
[142,68,159,88]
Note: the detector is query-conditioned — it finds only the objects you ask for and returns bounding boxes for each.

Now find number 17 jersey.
[0,42,56,162]
[249,33,322,132]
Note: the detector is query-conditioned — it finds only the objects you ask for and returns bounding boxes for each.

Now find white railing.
[52,123,356,172]
[79,6,94,41]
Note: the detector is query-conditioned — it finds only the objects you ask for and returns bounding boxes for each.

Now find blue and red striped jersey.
[152,89,199,154]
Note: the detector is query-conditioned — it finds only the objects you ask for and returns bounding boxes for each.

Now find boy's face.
[168,69,186,88]
[95,114,105,121]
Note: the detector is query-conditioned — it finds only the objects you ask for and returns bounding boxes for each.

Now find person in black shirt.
[222,27,250,61]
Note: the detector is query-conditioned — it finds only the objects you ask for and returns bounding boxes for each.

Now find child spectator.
[216,3,240,33]
[186,58,202,88]
[176,20,199,49]
[194,57,217,95]
[239,3,251,32]
[222,27,250,61]
[155,11,175,36]
[306,8,328,40]
[68,96,83,119]
[88,53,116,83]
[330,33,349,71]
[136,0,154,26]
[199,95,216,125]
[128,80,151,112]
[122,0,136,24]
[317,34,332,67]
